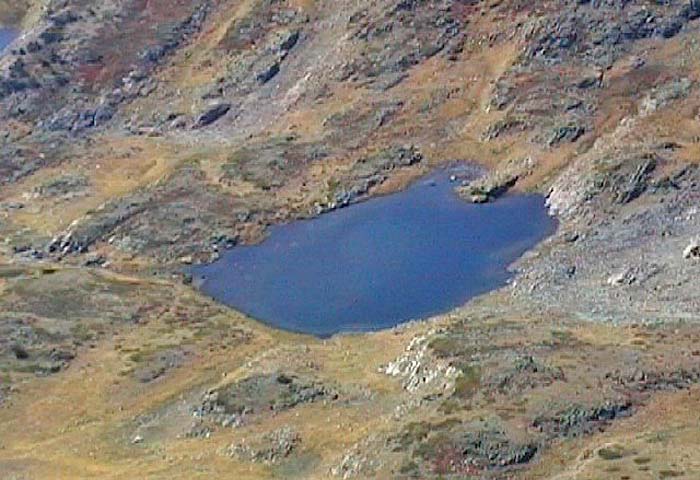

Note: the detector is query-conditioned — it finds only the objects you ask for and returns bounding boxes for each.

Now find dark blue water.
[0,28,18,52]
[192,167,557,337]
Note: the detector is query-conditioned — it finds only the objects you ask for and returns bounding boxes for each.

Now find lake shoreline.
[192,165,558,337]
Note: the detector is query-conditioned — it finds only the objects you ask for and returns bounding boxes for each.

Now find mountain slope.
[1,1,700,479]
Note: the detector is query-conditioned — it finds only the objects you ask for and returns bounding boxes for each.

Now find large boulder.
[683,239,700,259]
[193,103,232,128]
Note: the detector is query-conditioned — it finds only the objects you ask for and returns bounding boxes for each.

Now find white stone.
[683,239,700,259]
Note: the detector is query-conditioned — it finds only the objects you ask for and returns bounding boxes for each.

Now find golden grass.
[0,272,421,479]
[2,136,184,235]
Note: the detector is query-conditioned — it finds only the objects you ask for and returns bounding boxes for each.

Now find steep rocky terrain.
[1,0,700,479]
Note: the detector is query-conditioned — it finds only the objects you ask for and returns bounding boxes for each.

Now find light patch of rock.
[683,238,700,259]
[380,330,458,393]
